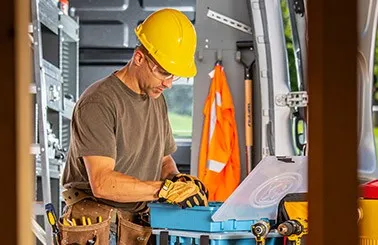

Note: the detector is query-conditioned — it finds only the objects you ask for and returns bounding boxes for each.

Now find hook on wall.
[197,48,204,62]
[215,49,222,65]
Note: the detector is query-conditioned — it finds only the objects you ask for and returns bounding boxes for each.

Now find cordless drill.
[251,220,271,245]
[277,218,308,245]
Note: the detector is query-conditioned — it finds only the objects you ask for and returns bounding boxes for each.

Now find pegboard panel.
[191,1,255,179]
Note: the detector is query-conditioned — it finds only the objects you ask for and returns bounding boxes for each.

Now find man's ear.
[133,49,145,67]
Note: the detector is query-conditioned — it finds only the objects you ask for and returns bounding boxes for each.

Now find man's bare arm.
[83,155,162,203]
[160,155,179,180]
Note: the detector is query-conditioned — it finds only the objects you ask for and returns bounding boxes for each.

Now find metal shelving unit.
[30,0,79,244]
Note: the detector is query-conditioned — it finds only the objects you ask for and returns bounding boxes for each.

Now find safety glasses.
[144,53,180,81]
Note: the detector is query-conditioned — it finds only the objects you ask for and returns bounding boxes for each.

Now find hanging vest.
[198,64,241,201]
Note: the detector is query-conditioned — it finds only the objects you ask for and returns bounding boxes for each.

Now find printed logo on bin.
[249,173,302,208]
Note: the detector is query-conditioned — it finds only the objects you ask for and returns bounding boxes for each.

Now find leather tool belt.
[59,188,152,245]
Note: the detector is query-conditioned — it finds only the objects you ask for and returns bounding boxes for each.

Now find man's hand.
[171,173,209,199]
[158,179,208,208]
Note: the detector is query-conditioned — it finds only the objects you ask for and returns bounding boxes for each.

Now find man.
[60,8,208,245]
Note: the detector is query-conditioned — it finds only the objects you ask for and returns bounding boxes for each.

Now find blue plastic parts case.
[148,202,268,232]
[152,229,283,245]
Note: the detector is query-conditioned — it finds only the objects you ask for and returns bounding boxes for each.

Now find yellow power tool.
[251,220,271,245]
[277,218,308,245]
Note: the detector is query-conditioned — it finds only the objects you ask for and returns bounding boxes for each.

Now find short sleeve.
[71,102,116,159]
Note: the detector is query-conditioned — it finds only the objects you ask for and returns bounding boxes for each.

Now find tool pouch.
[58,199,113,245]
[117,210,152,245]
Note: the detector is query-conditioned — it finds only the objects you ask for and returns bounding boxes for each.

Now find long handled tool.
[236,41,256,175]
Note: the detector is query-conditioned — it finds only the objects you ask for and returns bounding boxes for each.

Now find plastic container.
[149,202,262,232]
[359,180,378,244]
[152,229,283,245]
[212,156,308,222]
[361,179,378,199]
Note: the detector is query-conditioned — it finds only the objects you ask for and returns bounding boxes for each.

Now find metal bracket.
[30,143,41,155]
[275,91,308,108]
[29,83,37,94]
[206,9,252,34]
[292,0,305,16]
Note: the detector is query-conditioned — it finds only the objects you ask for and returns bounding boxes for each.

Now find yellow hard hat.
[135,8,197,77]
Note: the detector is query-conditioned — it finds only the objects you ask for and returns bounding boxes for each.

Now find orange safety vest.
[198,64,241,201]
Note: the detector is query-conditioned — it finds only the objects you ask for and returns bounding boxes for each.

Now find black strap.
[200,235,210,245]
[160,231,169,245]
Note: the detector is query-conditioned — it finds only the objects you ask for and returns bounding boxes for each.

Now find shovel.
[236,40,256,175]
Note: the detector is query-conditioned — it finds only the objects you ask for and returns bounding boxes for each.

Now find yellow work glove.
[158,179,208,209]
[171,173,209,199]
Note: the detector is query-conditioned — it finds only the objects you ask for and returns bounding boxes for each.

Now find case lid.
[212,156,308,222]
[361,179,378,199]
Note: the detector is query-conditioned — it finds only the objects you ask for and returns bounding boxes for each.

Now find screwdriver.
[45,203,61,245]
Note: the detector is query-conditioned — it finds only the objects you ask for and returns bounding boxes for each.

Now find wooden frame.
[1,0,32,244]
[308,0,358,244]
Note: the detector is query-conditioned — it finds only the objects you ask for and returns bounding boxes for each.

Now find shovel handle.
[245,78,253,174]
[245,79,253,146]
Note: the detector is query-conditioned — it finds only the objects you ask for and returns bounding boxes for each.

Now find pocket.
[58,199,113,245]
[117,211,152,245]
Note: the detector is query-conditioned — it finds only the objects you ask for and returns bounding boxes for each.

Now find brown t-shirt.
[61,73,177,212]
